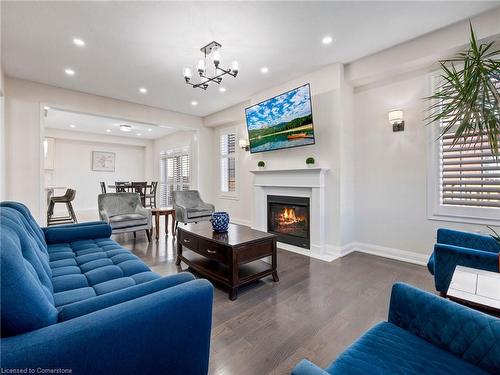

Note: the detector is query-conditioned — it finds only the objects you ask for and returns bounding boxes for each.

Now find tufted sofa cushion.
[0,201,161,337]
[1,206,57,336]
[48,238,160,308]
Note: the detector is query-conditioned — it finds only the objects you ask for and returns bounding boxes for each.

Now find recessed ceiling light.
[65,68,75,76]
[139,87,148,94]
[136,133,142,136]
[69,124,76,128]
[219,87,227,93]
[191,101,198,106]
[120,124,132,132]
[148,128,153,132]
[322,36,333,45]
[73,38,85,47]
[106,129,111,133]
[260,67,269,73]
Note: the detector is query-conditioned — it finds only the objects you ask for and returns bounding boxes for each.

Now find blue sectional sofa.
[291,283,500,375]
[427,228,500,294]
[0,201,214,375]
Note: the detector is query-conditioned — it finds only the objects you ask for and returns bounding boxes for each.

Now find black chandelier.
[183,41,239,90]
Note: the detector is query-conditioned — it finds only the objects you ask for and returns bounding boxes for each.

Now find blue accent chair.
[291,283,500,375]
[427,228,500,294]
[1,201,213,375]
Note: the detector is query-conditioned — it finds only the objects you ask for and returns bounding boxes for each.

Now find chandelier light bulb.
[212,49,221,65]
[231,60,239,73]
[183,67,192,79]
[197,59,205,73]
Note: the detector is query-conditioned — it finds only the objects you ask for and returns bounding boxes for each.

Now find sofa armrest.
[42,221,104,233]
[1,279,213,375]
[291,359,330,375]
[437,228,500,253]
[388,283,500,374]
[135,205,152,228]
[99,209,109,222]
[58,272,195,321]
[44,222,112,244]
[433,243,499,292]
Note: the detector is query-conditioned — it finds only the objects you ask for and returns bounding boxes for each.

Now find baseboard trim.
[230,217,252,227]
[349,242,428,266]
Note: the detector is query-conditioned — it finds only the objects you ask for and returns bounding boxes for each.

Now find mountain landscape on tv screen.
[246,84,315,153]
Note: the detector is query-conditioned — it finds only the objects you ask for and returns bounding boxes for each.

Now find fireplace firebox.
[267,195,310,249]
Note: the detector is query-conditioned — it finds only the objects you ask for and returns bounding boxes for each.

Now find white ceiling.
[2,1,499,117]
[44,108,177,140]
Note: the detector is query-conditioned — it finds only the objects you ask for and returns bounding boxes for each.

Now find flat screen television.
[245,83,315,153]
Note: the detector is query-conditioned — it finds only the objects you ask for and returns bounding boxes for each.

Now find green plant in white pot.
[305,157,315,167]
[425,24,499,156]
[257,160,265,169]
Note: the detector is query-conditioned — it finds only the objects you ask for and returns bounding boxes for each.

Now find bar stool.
[47,188,78,226]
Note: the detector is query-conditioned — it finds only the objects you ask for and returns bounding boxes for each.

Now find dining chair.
[115,181,129,193]
[47,188,78,226]
[100,182,107,194]
[131,182,148,206]
[145,181,158,208]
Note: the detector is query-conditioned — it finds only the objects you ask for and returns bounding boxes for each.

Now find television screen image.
[245,84,315,153]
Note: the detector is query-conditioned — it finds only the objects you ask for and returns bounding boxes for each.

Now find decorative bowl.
[211,211,230,233]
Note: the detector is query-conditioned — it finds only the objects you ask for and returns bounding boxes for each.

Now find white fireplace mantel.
[250,167,335,261]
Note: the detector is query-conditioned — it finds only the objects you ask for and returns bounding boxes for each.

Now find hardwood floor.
[113,225,434,375]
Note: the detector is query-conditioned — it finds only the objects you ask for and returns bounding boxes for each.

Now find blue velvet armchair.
[427,228,500,294]
[1,201,214,375]
[292,283,500,375]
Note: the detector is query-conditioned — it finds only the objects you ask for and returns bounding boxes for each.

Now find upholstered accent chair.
[427,228,500,294]
[0,201,213,375]
[291,283,500,375]
[172,190,215,230]
[98,193,152,241]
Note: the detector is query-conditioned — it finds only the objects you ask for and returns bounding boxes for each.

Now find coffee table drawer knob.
[207,249,216,254]
[183,238,191,243]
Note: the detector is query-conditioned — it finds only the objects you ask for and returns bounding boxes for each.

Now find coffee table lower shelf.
[179,251,275,299]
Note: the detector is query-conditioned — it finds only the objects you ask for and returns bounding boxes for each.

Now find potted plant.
[257,161,265,169]
[425,24,500,156]
[305,157,315,167]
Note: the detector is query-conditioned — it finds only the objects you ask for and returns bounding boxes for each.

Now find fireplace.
[267,195,310,249]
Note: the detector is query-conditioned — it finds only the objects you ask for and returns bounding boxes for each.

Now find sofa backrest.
[437,228,500,253]
[98,193,141,218]
[389,283,500,374]
[172,190,203,209]
[0,204,58,337]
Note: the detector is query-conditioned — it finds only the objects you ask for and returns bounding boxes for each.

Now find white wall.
[352,69,499,257]
[45,129,147,213]
[202,10,500,260]
[204,64,355,249]
[4,77,207,221]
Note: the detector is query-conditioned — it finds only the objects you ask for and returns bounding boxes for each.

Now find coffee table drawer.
[198,239,228,264]
[178,231,199,250]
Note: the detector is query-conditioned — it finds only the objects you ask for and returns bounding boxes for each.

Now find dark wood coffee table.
[176,222,278,300]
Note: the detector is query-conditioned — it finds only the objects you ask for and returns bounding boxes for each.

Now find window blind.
[159,148,190,206]
[220,133,236,193]
[439,80,500,209]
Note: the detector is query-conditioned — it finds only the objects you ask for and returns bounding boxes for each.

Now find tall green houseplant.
[426,24,500,156]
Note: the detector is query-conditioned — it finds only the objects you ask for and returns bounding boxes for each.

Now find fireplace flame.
[280,207,300,224]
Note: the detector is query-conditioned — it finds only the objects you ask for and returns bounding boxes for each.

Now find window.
[159,148,190,206]
[219,130,237,196]
[428,74,500,224]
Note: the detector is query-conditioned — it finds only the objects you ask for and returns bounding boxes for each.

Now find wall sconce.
[388,110,404,132]
[239,138,249,151]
